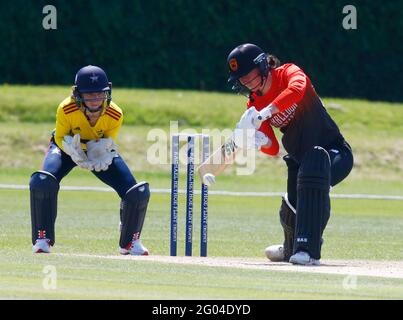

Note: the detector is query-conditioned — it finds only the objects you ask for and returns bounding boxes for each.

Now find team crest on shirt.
[229,58,238,71]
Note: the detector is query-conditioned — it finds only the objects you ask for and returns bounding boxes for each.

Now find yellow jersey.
[54,96,123,151]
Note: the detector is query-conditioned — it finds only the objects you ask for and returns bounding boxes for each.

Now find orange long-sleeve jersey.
[246,63,342,162]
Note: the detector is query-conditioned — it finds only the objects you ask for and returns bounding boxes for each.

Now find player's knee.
[283,154,299,170]
[30,171,59,192]
[124,181,150,204]
[298,146,331,189]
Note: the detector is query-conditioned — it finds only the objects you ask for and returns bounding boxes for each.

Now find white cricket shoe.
[264,244,285,262]
[32,239,51,253]
[289,251,320,266]
[120,239,149,256]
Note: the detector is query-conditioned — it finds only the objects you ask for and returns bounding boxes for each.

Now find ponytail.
[267,54,281,69]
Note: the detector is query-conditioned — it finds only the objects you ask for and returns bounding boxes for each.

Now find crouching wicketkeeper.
[30,65,150,255]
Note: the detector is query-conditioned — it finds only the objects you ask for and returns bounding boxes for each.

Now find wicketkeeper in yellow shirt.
[29,65,150,255]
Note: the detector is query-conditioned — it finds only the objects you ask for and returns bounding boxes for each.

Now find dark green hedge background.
[1,0,402,101]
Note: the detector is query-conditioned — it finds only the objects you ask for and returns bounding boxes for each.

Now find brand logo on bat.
[222,139,237,161]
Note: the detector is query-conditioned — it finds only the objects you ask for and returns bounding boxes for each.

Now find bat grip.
[257,106,272,121]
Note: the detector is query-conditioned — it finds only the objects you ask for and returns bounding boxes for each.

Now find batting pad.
[294,147,331,260]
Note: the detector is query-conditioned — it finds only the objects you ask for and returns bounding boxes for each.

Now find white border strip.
[1,184,402,200]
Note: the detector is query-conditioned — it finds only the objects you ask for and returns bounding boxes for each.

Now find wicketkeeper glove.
[86,138,118,172]
[62,134,94,170]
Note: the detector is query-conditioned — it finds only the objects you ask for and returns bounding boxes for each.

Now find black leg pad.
[294,147,331,259]
[279,194,296,261]
[119,182,150,248]
[30,171,59,246]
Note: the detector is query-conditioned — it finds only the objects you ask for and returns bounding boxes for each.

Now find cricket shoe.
[289,251,320,266]
[32,238,51,253]
[120,239,149,256]
[264,244,285,262]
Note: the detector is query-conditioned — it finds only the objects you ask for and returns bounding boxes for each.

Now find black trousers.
[285,139,354,209]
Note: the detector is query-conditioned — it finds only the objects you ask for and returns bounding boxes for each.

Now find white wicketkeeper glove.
[62,134,93,170]
[86,138,118,172]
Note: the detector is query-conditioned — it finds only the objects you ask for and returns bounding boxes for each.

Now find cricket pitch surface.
[57,253,403,279]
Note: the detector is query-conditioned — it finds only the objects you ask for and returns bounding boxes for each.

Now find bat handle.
[256,107,272,129]
[257,106,272,121]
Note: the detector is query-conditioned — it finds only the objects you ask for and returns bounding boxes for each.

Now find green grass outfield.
[0,85,402,299]
[1,189,403,299]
